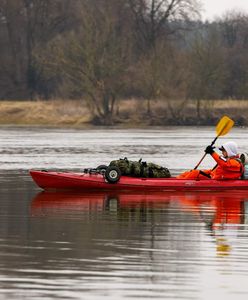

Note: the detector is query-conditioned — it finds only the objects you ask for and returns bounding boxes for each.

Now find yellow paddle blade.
[216,115,234,137]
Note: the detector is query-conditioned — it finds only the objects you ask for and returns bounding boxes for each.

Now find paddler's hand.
[205,145,215,154]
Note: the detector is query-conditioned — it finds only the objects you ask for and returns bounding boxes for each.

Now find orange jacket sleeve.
[211,152,240,170]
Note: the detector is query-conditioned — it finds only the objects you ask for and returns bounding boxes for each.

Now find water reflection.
[2,183,248,299]
[31,190,248,257]
[2,125,248,299]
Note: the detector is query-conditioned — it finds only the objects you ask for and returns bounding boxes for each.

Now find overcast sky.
[201,0,248,20]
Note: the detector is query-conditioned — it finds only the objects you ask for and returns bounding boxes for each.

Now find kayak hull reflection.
[31,191,248,232]
[30,170,248,191]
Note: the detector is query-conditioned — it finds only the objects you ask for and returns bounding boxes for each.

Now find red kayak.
[30,170,248,191]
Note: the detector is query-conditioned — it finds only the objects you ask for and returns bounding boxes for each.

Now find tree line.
[0,0,248,124]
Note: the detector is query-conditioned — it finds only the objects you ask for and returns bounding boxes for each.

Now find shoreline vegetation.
[0,99,247,128]
[2,2,248,127]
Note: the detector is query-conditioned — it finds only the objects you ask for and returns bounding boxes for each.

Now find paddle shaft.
[193,136,218,170]
[193,116,234,170]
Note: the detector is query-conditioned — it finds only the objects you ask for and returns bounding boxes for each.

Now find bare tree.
[128,39,189,123]
[128,0,201,51]
[187,24,226,119]
[23,0,79,98]
[0,0,79,99]
[219,12,248,99]
[0,0,26,97]
[48,1,132,125]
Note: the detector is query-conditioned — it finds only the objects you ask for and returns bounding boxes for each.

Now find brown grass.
[0,100,91,126]
[0,98,247,127]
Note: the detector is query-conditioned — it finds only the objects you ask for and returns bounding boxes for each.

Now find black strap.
[140,162,147,177]
[148,168,154,178]
[199,170,211,178]
[211,164,218,171]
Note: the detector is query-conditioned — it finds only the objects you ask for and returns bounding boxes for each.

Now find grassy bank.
[0,100,91,126]
[0,99,247,127]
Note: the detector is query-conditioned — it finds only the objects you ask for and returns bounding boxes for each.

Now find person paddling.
[178,141,243,180]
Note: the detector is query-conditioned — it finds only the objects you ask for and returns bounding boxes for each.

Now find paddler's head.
[219,141,238,158]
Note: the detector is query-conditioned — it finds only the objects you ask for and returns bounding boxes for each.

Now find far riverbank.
[0,99,247,127]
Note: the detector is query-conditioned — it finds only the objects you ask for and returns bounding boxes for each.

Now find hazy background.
[1,0,248,126]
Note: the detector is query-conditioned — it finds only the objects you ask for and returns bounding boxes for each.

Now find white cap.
[220,141,238,157]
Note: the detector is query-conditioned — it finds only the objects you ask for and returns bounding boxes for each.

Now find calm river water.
[1,126,248,299]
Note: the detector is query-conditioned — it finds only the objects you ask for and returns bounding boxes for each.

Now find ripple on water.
[0,128,248,299]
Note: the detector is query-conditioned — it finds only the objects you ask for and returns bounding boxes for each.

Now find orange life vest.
[178,152,243,180]
[210,152,243,180]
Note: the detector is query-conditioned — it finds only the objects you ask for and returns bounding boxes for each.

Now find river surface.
[1,126,248,299]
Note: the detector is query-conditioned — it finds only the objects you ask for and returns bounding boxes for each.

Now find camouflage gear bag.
[109,157,171,178]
